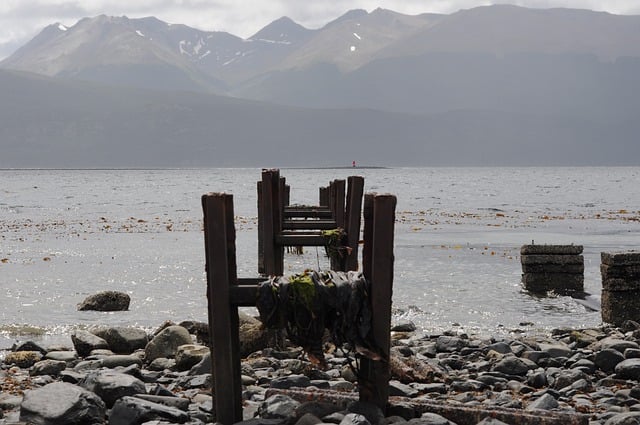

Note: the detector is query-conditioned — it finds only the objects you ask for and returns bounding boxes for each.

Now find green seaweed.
[288,271,316,309]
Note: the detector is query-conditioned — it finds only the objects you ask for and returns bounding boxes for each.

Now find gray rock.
[174,344,210,371]
[239,312,272,357]
[552,369,588,390]
[188,352,211,375]
[347,401,385,425]
[493,356,529,376]
[149,357,177,371]
[258,394,301,420]
[616,358,640,380]
[389,380,419,398]
[592,337,640,353]
[45,351,78,363]
[59,369,87,384]
[538,342,572,358]
[19,382,106,424]
[77,290,130,311]
[145,325,193,362]
[30,359,67,377]
[295,413,323,425]
[71,330,109,357]
[109,396,190,425]
[270,374,311,389]
[604,411,640,424]
[391,322,417,332]
[91,326,148,354]
[13,340,48,355]
[340,413,371,425]
[486,342,513,355]
[596,348,626,373]
[80,370,146,408]
[520,350,550,364]
[435,336,466,353]
[410,412,454,425]
[295,401,342,419]
[133,394,190,411]
[526,393,559,411]
[98,354,143,369]
[476,419,511,425]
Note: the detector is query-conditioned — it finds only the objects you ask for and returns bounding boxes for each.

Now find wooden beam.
[276,234,328,246]
[359,193,396,409]
[262,169,284,276]
[344,176,364,271]
[282,219,338,230]
[202,193,242,424]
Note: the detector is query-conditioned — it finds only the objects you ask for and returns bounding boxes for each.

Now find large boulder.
[80,370,146,408]
[71,330,109,357]
[20,382,106,424]
[144,326,192,363]
[77,291,130,311]
[239,312,272,357]
[91,327,149,354]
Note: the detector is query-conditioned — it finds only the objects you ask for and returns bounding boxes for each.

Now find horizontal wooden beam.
[282,219,337,230]
[230,283,260,306]
[284,207,333,219]
[276,234,328,246]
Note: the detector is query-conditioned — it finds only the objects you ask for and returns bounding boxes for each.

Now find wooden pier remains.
[601,251,640,326]
[521,244,584,294]
[257,168,364,275]
[202,190,395,424]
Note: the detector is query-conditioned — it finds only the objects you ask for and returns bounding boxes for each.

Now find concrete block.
[521,254,583,266]
[520,245,583,255]
[522,273,584,293]
[602,290,640,326]
[602,252,640,266]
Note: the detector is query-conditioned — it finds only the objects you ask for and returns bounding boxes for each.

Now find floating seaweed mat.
[257,270,382,367]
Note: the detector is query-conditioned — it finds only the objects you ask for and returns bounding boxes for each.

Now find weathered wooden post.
[202,192,242,424]
[343,176,364,271]
[359,193,396,408]
[261,169,284,276]
[601,251,640,326]
[521,244,584,293]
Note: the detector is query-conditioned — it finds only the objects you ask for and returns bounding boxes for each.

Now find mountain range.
[1,5,639,167]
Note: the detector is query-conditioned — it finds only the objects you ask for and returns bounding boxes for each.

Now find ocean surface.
[1,167,639,348]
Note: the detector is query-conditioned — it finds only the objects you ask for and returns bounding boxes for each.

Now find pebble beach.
[4,315,640,424]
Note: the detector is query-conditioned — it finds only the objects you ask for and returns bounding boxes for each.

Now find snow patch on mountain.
[58,24,68,31]
[136,30,145,37]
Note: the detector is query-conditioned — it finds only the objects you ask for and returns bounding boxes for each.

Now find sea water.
[1,167,638,347]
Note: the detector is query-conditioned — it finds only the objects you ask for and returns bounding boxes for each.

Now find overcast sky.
[1,0,640,60]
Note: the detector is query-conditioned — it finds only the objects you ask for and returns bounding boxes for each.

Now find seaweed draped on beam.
[256,270,383,367]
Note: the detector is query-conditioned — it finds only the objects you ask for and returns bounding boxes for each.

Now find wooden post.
[359,193,396,409]
[344,176,364,271]
[319,186,329,207]
[202,193,242,424]
[257,181,264,274]
[261,169,284,276]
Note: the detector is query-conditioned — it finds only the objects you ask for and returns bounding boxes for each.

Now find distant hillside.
[1,69,638,168]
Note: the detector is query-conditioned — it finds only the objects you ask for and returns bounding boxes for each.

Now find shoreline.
[3,319,640,424]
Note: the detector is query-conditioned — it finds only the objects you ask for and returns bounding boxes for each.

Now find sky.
[1,0,640,60]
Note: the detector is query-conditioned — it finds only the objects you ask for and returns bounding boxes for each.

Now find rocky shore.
[4,317,640,425]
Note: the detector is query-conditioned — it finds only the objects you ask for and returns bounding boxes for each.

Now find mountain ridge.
[1,5,639,166]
